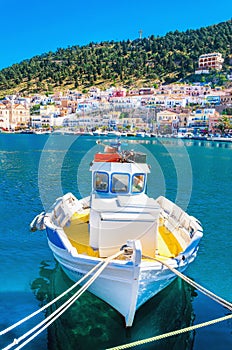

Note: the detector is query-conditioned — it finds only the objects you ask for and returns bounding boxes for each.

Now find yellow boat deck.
[63,214,183,260]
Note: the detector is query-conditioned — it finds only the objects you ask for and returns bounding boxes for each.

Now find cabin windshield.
[93,172,109,192]
[111,173,129,193]
[93,170,146,195]
[132,174,145,193]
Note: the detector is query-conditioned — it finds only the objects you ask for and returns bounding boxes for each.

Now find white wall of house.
[0,107,10,129]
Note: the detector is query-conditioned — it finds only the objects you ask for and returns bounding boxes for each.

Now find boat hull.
[34,192,203,327]
[47,237,193,326]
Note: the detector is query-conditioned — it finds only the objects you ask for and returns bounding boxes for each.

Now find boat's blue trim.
[46,227,66,250]
[182,232,203,256]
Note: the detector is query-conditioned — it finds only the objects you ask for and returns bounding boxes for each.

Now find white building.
[0,103,10,130]
[196,52,224,73]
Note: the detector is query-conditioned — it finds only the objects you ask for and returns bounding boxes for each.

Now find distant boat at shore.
[209,135,232,142]
[34,129,52,135]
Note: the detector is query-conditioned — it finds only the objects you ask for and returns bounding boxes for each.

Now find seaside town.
[0,52,232,139]
[1,8,232,349]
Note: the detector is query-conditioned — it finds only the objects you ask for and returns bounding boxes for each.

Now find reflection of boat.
[32,260,195,350]
[209,136,232,142]
[31,140,203,327]
[107,131,121,137]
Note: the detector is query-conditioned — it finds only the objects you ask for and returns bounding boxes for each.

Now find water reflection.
[104,137,232,149]
[32,261,196,350]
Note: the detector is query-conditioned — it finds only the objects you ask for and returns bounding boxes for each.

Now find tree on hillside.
[215,116,232,134]
[0,20,231,94]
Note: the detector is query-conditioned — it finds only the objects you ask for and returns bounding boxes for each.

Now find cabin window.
[111,173,129,193]
[93,172,109,192]
[132,174,145,193]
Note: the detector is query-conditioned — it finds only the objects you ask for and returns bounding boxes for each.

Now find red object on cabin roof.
[94,153,122,162]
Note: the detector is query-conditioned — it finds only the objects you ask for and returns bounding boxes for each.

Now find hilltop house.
[195,52,224,74]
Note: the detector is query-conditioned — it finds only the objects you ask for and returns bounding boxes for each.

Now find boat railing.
[157,196,203,249]
[49,193,85,228]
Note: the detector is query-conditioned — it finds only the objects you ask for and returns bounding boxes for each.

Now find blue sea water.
[0,134,231,350]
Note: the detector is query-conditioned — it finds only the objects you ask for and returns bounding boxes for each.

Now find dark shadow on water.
[31,260,196,350]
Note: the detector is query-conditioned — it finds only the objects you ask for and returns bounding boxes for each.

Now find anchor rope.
[3,251,231,350]
[143,255,232,311]
[107,313,232,349]
[0,260,105,336]
[106,255,232,350]
[2,251,122,350]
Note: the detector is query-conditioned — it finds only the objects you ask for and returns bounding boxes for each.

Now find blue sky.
[0,0,230,70]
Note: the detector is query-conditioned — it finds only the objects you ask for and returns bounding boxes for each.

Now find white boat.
[92,129,109,137]
[209,136,232,142]
[34,129,52,135]
[135,131,146,138]
[119,131,127,137]
[31,141,203,327]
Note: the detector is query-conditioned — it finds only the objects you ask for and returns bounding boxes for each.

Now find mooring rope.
[0,260,105,336]
[107,313,232,349]
[3,251,231,350]
[2,251,122,350]
[143,255,232,311]
[106,254,232,350]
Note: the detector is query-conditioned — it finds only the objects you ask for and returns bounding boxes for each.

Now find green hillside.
[0,20,231,96]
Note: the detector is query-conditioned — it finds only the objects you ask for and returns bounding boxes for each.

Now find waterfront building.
[31,115,54,129]
[208,112,221,132]
[11,104,30,129]
[0,103,10,130]
[118,116,147,131]
[156,110,179,134]
[188,108,218,130]
[31,115,42,129]
[177,112,191,128]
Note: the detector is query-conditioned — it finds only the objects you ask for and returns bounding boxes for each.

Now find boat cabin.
[91,162,150,196]
[88,150,160,258]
